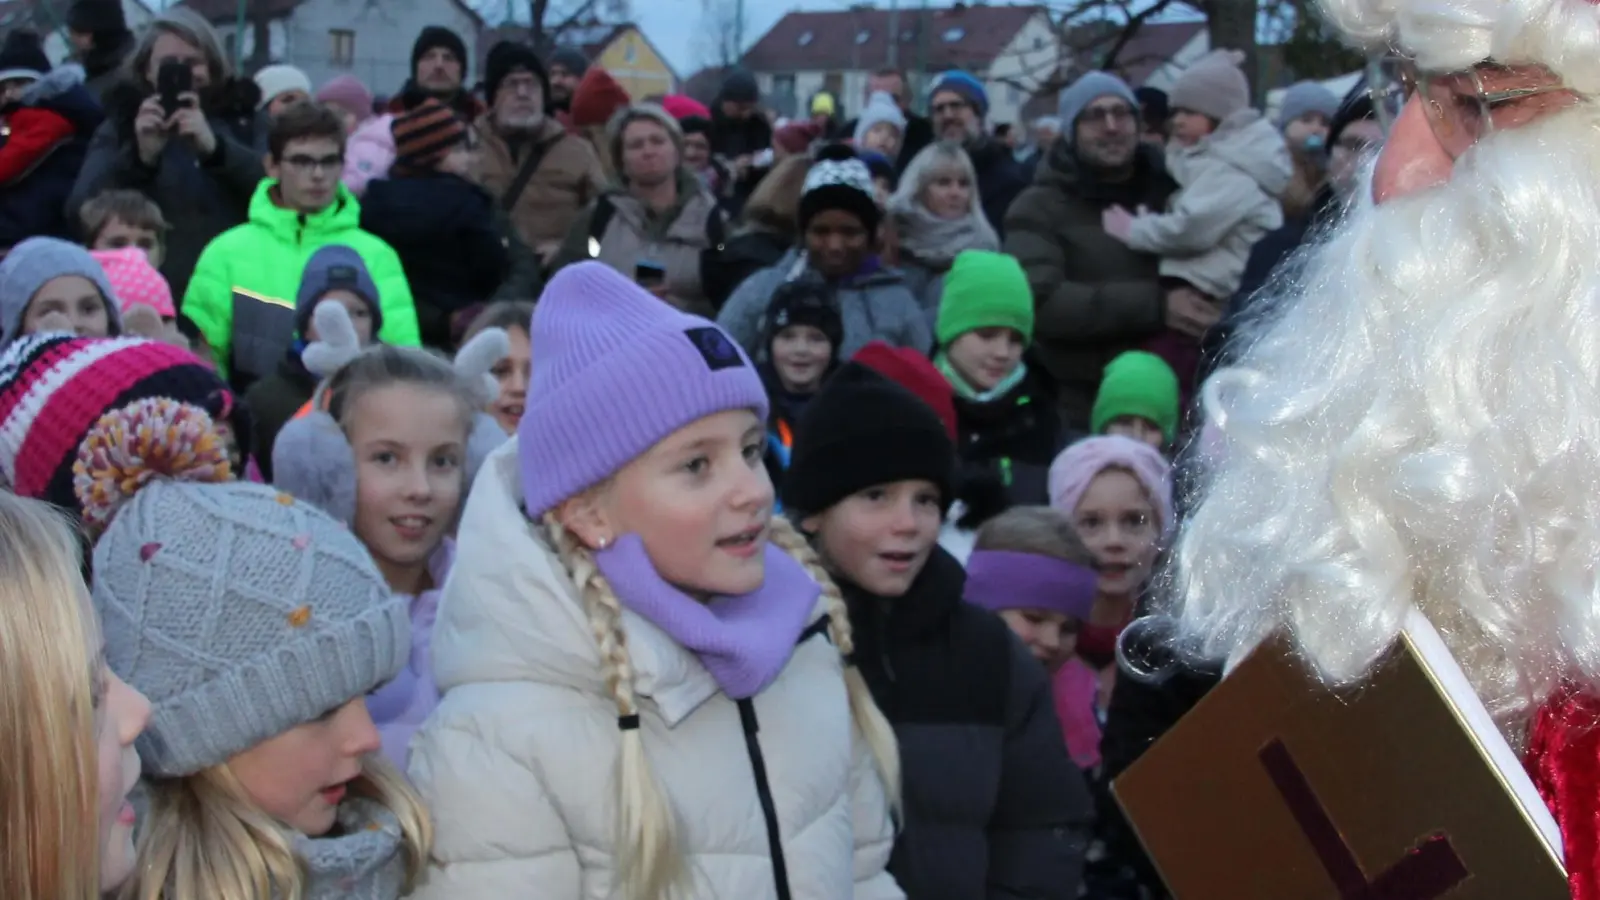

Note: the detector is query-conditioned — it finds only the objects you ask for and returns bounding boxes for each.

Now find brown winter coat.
[553,170,725,318]
[475,116,606,260]
[1003,142,1178,430]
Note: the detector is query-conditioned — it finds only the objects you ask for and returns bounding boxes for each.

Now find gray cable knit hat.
[0,236,122,350]
[87,401,407,777]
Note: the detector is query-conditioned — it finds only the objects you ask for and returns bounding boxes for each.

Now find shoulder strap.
[587,194,617,248]
[705,207,726,249]
[500,134,558,212]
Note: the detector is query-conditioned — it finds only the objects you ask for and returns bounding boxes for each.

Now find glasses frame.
[1367,54,1572,157]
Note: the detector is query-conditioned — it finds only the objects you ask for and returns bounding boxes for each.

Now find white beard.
[1173,102,1600,728]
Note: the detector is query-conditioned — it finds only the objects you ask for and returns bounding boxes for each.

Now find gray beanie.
[1277,80,1340,130]
[1058,71,1138,134]
[93,470,407,777]
[1168,49,1251,122]
[0,236,121,349]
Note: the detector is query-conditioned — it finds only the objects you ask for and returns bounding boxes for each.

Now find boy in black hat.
[760,278,842,485]
[390,25,484,121]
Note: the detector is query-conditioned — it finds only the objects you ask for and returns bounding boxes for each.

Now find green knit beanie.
[1091,351,1180,443]
[934,250,1034,347]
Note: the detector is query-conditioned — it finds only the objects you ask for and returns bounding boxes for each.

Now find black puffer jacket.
[843,546,1090,899]
[952,361,1063,527]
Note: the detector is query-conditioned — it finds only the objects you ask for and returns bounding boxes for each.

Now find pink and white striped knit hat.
[90,247,176,318]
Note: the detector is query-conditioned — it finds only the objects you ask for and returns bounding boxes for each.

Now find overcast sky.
[637,0,834,77]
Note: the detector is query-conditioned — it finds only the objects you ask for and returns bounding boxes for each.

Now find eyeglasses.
[1367,54,1575,158]
[931,100,970,117]
[1079,106,1136,128]
[282,153,344,174]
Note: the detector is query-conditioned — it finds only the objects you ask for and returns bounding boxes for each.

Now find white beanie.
[253,64,312,109]
[853,91,907,144]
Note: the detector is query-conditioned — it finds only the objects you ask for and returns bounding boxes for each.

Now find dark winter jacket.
[1003,141,1178,431]
[703,225,789,311]
[708,106,773,164]
[359,172,510,349]
[950,362,1062,525]
[66,77,266,301]
[967,136,1029,240]
[843,546,1090,899]
[0,65,103,248]
[79,31,135,104]
[386,80,487,123]
[243,348,318,483]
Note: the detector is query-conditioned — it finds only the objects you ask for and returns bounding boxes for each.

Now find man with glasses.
[1003,71,1179,433]
[475,41,605,266]
[927,69,1027,236]
[183,102,419,394]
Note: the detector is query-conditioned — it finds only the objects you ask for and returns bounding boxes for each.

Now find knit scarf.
[890,202,1000,270]
[935,352,1028,403]
[595,533,821,699]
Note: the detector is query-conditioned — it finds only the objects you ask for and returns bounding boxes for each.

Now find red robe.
[1525,686,1600,898]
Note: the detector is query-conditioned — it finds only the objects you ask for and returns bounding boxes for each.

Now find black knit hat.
[548,46,590,78]
[411,25,467,76]
[782,362,956,516]
[485,40,548,107]
[0,31,50,84]
[798,143,882,235]
[764,278,844,355]
[67,0,127,34]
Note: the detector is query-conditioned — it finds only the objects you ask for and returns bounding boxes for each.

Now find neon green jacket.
[183,179,420,385]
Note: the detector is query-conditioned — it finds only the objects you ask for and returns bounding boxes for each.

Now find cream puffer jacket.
[405,440,903,899]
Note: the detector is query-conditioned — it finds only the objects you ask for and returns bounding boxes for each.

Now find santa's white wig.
[1329,0,1600,85]
[1172,86,1600,728]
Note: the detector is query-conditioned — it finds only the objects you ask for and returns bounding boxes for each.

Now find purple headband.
[964,550,1097,621]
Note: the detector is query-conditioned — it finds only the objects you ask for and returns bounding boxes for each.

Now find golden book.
[1112,609,1566,899]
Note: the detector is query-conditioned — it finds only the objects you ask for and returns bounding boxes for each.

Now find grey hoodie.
[717,249,932,361]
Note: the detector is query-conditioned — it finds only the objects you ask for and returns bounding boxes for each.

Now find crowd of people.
[0,0,1415,898]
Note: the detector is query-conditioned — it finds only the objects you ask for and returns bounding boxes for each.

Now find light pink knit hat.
[1047,434,1175,536]
[90,247,175,318]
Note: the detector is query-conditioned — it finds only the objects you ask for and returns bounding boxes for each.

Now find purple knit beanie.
[1047,435,1174,537]
[518,262,769,518]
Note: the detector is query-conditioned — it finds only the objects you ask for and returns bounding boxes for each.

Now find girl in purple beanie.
[406,262,901,899]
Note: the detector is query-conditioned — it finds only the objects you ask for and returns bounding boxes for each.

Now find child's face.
[802,479,942,597]
[563,409,773,597]
[349,384,466,588]
[999,608,1077,671]
[22,276,111,338]
[93,217,163,268]
[771,324,832,394]
[1171,109,1215,146]
[228,696,381,836]
[1070,468,1159,598]
[488,326,531,436]
[0,76,32,105]
[305,289,375,346]
[863,122,901,156]
[93,657,149,892]
[947,327,1025,392]
[1103,414,1165,451]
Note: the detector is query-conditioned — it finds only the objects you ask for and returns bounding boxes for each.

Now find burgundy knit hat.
[570,66,631,129]
[0,334,237,515]
[852,340,958,441]
[390,97,465,173]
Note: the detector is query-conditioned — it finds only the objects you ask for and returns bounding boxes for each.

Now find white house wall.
[1140,31,1209,92]
[982,12,1058,127]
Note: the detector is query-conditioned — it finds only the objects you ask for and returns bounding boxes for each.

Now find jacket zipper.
[737,698,793,900]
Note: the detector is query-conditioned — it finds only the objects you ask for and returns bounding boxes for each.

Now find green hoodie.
[183,179,420,385]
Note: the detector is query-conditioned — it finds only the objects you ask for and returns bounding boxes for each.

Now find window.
[329,28,354,66]
[942,26,965,42]
[624,41,637,63]
[855,29,871,44]
[797,31,814,46]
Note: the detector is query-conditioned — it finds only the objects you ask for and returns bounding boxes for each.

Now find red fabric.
[661,94,710,121]
[0,107,74,185]
[570,67,631,130]
[851,340,958,440]
[1525,685,1600,900]
[774,121,821,155]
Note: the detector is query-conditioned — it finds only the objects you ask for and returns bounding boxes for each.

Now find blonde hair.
[124,754,430,900]
[889,143,993,224]
[974,505,1095,568]
[0,493,102,900]
[542,512,900,899]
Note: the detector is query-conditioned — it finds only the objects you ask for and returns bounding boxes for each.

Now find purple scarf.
[964,549,1097,621]
[595,533,821,699]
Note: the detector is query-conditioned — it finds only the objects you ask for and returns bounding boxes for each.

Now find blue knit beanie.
[929,70,988,118]
[518,262,769,519]
[296,244,382,337]
[0,236,121,350]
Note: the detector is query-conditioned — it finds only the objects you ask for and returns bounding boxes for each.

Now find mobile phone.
[635,261,667,287]
[157,59,192,117]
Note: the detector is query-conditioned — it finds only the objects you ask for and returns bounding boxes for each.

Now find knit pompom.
[455,325,509,406]
[73,397,233,529]
[301,299,362,378]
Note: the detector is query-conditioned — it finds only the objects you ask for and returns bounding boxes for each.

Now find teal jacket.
[183,179,420,387]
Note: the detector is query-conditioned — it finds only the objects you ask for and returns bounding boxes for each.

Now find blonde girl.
[886,141,1000,312]
[0,492,150,900]
[408,261,902,898]
[272,300,509,767]
[75,396,430,900]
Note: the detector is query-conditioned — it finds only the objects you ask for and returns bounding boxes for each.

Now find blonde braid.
[543,514,683,899]
[768,517,902,811]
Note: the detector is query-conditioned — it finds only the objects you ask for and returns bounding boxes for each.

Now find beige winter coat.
[406,441,903,899]
[475,116,607,259]
[553,170,726,318]
[1126,109,1292,300]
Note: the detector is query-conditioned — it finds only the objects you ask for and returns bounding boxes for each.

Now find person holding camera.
[66,8,265,302]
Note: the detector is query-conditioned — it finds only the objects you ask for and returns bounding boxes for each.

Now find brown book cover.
[1112,610,1567,899]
